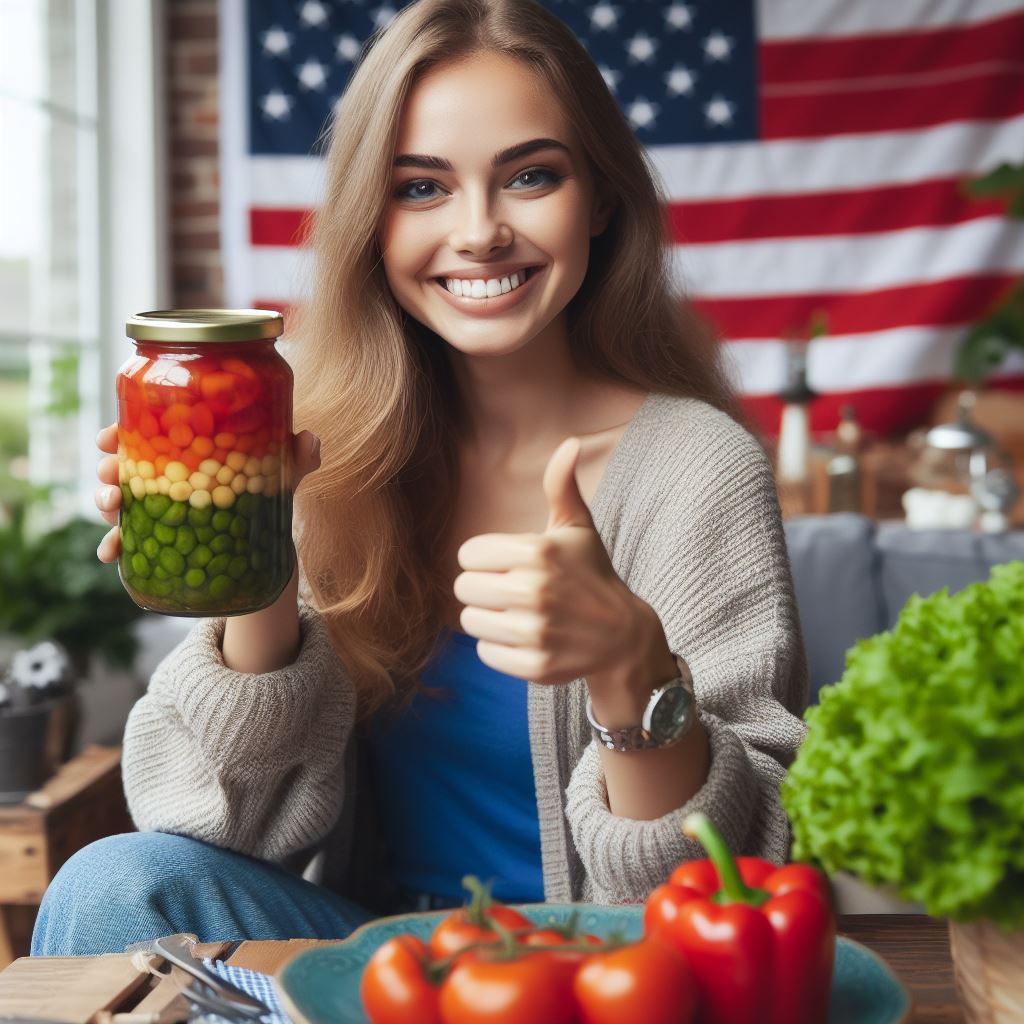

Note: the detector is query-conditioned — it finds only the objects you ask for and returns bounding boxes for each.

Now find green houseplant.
[0,501,145,672]
[782,561,1024,1021]
[0,489,146,799]
[956,162,1024,386]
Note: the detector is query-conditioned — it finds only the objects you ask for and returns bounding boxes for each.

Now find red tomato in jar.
[360,934,442,1024]
[429,905,533,958]
[439,948,577,1024]
[573,937,697,1024]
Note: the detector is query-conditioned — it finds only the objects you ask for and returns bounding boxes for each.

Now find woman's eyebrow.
[392,137,571,171]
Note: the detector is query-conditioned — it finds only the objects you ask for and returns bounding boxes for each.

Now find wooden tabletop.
[212,914,964,1023]
[835,916,962,1023]
[0,913,964,1022]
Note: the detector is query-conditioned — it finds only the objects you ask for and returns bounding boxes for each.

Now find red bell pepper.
[645,813,835,1024]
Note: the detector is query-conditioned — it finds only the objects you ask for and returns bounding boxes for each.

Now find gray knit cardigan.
[122,393,809,906]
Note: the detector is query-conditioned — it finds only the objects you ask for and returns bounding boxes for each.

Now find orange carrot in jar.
[168,422,194,448]
[138,411,161,439]
[221,357,258,381]
[191,435,215,458]
[190,402,215,436]
[160,403,193,432]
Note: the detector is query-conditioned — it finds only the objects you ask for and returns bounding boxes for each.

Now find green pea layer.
[118,488,293,614]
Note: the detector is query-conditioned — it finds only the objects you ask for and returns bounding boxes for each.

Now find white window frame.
[83,0,169,517]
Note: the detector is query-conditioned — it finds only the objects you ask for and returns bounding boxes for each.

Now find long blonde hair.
[291,0,737,717]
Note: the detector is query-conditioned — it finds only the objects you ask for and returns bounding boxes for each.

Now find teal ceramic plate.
[275,903,910,1024]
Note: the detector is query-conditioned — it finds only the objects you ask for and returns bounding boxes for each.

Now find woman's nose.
[448,194,513,255]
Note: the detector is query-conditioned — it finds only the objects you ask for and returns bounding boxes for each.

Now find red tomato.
[429,905,532,959]
[519,929,603,989]
[520,929,602,948]
[360,934,442,1024]
[439,948,576,1024]
[573,937,697,1024]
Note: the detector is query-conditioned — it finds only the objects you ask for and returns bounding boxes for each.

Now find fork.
[125,933,273,1020]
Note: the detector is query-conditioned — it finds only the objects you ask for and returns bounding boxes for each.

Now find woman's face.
[378,52,610,359]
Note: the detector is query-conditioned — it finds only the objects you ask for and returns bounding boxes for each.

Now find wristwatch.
[586,653,697,753]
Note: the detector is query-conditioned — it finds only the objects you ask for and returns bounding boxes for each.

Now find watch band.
[586,654,696,754]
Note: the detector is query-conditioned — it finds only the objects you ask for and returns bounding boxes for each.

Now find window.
[0,0,99,524]
[0,0,167,529]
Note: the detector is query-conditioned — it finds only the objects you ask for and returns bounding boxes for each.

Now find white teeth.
[443,268,533,298]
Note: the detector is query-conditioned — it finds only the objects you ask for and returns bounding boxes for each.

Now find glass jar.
[903,391,1019,532]
[117,309,293,615]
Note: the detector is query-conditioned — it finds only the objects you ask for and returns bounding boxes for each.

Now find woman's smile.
[431,265,545,316]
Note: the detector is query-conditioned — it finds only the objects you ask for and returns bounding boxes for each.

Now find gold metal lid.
[126,309,284,343]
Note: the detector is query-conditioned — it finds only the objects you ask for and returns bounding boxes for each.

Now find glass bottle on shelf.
[903,391,1019,532]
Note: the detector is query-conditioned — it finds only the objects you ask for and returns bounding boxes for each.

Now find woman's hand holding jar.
[95,424,321,673]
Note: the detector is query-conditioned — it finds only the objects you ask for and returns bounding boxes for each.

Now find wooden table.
[0,745,133,969]
[0,914,964,1022]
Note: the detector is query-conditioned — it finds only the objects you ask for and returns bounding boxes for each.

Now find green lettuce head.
[782,560,1024,928]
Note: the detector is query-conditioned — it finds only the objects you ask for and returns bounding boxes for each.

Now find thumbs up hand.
[454,437,653,686]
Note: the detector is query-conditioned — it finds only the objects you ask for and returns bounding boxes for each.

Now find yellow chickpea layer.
[119,453,283,507]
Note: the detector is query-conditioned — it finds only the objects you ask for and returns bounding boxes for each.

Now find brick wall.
[167,0,224,308]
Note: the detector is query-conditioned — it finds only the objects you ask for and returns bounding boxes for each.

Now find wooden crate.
[0,941,235,1024]
[0,745,133,967]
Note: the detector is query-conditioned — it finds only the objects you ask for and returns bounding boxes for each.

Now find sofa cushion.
[875,524,1024,627]
[783,515,884,702]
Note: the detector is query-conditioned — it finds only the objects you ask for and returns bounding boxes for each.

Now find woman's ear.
[589,190,615,238]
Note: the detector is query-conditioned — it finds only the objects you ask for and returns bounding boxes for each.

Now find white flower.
[10,641,73,695]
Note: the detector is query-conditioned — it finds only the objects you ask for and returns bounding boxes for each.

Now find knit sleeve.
[121,597,356,862]
[565,418,809,903]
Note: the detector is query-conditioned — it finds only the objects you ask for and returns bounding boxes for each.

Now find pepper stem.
[682,813,769,906]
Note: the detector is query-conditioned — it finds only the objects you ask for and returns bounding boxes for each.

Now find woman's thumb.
[290,430,321,488]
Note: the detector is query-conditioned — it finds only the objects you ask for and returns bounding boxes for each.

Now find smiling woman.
[379,66,605,348]
[35,0,808,960]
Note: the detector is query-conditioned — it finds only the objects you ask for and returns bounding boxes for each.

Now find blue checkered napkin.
[193,958,294,1024]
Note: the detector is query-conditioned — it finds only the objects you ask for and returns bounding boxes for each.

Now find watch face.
[649,685,693,740]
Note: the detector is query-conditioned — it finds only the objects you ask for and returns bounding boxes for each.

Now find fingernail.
[102,486,117,508]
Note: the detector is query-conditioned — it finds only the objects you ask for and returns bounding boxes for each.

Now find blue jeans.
[31,832,377,956]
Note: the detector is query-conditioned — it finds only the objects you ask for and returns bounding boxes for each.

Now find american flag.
[218,0,1024,436]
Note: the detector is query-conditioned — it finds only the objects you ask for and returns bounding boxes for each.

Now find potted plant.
[782,561,1024,1022]
[0,499,145,799]
[0,640,76,802]
[955,162,1024,388]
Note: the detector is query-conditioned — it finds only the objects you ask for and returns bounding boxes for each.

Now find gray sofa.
[783,515,1024,701]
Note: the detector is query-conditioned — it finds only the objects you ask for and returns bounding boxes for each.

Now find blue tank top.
[364,629,545,903]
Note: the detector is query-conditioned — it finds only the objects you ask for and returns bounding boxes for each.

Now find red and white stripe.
[221,0,1024,435]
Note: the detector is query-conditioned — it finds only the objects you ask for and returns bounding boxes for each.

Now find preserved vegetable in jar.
[117,309,294,615]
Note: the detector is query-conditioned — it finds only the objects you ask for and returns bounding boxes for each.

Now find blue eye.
[393,179,446,202]
[509,167,561,189]
[392,167,561,203]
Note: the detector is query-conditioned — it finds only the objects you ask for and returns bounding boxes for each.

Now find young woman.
[33,0,808,955]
